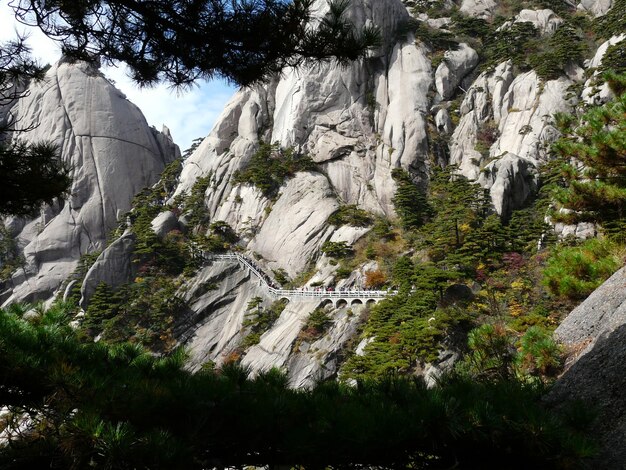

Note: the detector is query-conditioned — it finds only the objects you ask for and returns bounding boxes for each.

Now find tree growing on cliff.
[0,37,71,216]
[11,0,380,87]
[551,73,626,239]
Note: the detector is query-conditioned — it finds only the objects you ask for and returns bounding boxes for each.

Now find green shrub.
[391,169,431,230]
[298,308,333,343]
[461,323,516,380]
[242,298,287,347]
[517,326,562,377]
[328,205,373,227]
[82,277,186,352]
[232,142,316,199]
[543,238,620,300]
[593,0,626,39]
[184,174,211,228]
[321,240,353,258]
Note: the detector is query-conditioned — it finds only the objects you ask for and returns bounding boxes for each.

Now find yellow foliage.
[509,300,524,317]
[459,223,471,233]
[365,270,387,289]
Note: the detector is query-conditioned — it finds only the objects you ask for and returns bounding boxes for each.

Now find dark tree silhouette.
[11,0,381,87]
[0,36,71,217]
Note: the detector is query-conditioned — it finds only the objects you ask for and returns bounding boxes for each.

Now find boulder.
[150,211,179,239]
[554,266,626,357]
[459,0,497,18]
[497,9,563,36]
[478,152,538,216]
[577,0,614,16]
[513,9,563,35]
[435,108,453,134]
[79,230,137,307]
[435,43,479,100]
[548,266,626,467]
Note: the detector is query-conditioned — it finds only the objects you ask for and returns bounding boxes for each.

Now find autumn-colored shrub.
[365,269,387,289]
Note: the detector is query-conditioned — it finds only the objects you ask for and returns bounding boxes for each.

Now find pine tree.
[12,0,380,87]
[391,168,431,230]
[551,73,626,239]
[0,38,72,216]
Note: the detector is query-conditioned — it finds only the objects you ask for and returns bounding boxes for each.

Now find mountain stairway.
[197,251,394,307]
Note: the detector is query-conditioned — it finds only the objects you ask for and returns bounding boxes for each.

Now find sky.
[0,1,237,152]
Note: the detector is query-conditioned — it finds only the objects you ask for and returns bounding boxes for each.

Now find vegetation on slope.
[341,74,626,383]
[2,7,624,469]
[0,303,594,469]
[232,142,317,199]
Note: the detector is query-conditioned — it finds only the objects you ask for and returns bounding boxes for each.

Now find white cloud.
[1,1,236,151]
[103,65,236,151]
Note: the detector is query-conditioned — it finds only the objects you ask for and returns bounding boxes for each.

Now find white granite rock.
[248,172,338,278]
[151,211,179,239]
[459,0,497,18]
[79,230,137,306]
[498,9,563,36]
[451,64,575,212]
[2,61,178,305]
[181,262,268,369]
[582,35,626,106]
[435,108,453,134]
[478,152,538,216]
[242,299,321,376]
[449,61,515,180]
[435,43,479,100]
[577,0,614,16]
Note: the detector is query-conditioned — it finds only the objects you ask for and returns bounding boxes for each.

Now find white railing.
[200,251,395,300]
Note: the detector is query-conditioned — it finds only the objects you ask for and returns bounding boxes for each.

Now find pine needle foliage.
[542,237,620,300]
[12,0,381,87]
[0,303,594,469]
[551,74,626,239]
[233,142,317,199]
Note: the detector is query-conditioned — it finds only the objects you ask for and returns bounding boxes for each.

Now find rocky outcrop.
[151,211,180,239]
[174,0,431,282]
[549,266,626,467]
[450,64,575,214]
[459,0,497,18]
[248,172,338,278]
[554,266,626,358]
[582,35,626,105]
[478,152,538,218]
[498,9,563,36]
[180,262,268,370]
[79,230,137,306]
[577,0,614,16]
[434,43,479,100]
[1,60,178,305]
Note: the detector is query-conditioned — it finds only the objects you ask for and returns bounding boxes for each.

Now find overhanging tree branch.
[10,0,381,88]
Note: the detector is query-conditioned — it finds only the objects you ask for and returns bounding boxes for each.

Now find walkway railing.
[199,251,394,301]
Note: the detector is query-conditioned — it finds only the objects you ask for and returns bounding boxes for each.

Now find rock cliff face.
[548,266,626,467]
[2,0,623,390]
[1,60,179,305]
[161,0,619,384]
